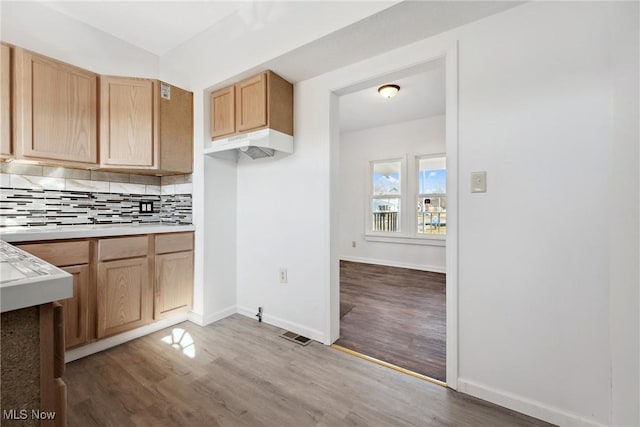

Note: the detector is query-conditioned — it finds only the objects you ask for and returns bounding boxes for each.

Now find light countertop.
[0,223,195,243]
[1,241,73,313]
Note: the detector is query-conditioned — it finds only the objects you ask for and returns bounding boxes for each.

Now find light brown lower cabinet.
[16,232,193,349]
[155,251,193,320]
[16,240,91,350]
[60,264,90,349]
[97,256,152,338]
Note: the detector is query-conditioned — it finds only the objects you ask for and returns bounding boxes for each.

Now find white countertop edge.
[0,224,195,243]
[1,273,73,313]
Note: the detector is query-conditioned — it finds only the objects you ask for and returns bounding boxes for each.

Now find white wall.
[339,116,446,272]
[0,2,158,77]
[231,2,638,426]
[2,1,637,425]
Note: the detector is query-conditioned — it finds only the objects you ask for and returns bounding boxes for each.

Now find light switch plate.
[471,171,487,193]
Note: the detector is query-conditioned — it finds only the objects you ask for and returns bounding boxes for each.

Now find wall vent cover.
[280,331,312,346]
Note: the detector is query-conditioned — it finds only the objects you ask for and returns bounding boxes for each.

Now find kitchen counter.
[0,223,195,243]
[0,241,73,313]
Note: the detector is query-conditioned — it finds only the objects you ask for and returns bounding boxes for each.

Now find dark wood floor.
[336,261,446,381]
[64,315,551,427]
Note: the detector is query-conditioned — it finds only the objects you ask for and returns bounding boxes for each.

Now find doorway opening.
[331,56,452,385]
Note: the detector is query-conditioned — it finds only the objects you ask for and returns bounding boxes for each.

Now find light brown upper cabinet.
[100,76,157,169]
[210,85,235,139]
[100,77,193,174]
[1,43,11,158]
[210,70,293,141]
[14,48,98,166]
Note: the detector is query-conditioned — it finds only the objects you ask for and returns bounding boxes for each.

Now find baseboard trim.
[457,378,606,427]
[65,314,188,363]
[203,306,237,325]
[236,306,325,343]
[340,256,446,273]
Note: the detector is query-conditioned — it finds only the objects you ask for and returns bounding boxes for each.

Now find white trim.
[457,379,606,427]
[444,41,459,390]
[65,314,188,362]
[187,306,237,326]
[237,306,325,343]
[329,41,460,390]
[364,234,445,247]
[340,256,445,274]
[367,157,405,234]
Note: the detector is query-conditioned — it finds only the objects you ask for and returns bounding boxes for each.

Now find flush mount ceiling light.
[378,84,400,99]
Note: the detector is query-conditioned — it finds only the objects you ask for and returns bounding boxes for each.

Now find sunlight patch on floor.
[161,328,196,358]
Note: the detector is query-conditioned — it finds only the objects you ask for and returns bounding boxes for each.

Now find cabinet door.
[1,44,10,156]
[154,251,193,320]
[97,257,151,338]
[60,264,89,349]
[100,76,157,168]
[159,82,193,173]
[235,73,267,133]
[210,85,235,139]
[14,48,97,164]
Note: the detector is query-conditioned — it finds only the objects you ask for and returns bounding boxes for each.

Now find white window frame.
[363,153,446,247]
[416,153,447,239]
[367,157,405,235]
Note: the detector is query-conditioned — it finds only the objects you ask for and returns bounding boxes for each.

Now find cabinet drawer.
[98,236,148,261]
[155,232,193,254]
[17,240,89,266]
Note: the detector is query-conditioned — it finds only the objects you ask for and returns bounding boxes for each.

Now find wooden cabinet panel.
[211,70,292,141]
[17,240,90,266]
[210,85,235,139]
[235,73,267,132]
[159,82,193,174]
[16,241,91,350]
[266,71,294,136]
[98,235,148,261]
[14,48,97,165]
[100,76,157,168]
[154,251,193,320]
[155,232,193,254]
[60,264,89,349]
[97,257,151,338]
[1,43,10,157]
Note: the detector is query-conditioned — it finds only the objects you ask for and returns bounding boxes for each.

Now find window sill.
[364,234,446,247]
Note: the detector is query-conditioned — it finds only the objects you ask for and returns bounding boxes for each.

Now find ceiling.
[33,1,519,133]
[40,1,245,55]
[339,58,445,133]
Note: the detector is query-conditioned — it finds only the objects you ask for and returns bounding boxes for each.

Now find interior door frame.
[327,42,459,389]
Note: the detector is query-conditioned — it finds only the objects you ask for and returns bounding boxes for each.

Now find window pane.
[372,161,401,196]
[417,196,446,235]
[418,157,446,194]
[372,198,400,232]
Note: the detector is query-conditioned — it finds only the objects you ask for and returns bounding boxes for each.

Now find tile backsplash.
[0,165,192,227]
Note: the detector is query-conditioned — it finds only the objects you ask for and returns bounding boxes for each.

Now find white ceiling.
[339,58,445,133]
[40,1,245,56]
[33,0,518,132]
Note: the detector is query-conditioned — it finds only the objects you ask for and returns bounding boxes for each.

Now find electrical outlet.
[139,201,154,213]
[351,241,356,248]
[279,268,288,284]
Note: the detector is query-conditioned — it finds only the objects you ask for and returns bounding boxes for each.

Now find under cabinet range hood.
[204,129,293,160]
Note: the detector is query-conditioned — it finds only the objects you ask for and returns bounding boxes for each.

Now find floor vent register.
[280,331,312,346]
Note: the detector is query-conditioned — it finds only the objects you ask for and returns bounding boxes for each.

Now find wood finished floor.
[336,261,446,381]
[64,315,552,427]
